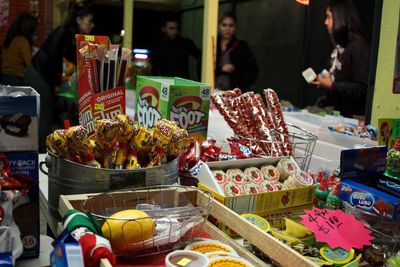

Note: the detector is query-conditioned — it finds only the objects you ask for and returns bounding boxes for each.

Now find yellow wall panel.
[371,0,400,126]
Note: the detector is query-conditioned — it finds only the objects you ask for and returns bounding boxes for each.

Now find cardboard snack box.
[135,76,210,143]
[198,157,315,215]
[1,151,39,258]
[340,180,400,220]
[76,35,126,136]
[0,86,39,152]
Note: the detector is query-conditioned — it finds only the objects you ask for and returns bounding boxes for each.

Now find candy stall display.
[210,88,317,171]
[198,157,315,216]
[46,117,190,169]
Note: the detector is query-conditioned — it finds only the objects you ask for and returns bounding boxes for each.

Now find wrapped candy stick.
[128,126,153,169]
[211,93,246,137]
[168,128,190,158]
[253,93,282,156]
[114,114,136,169]
[264,89,292,155]
[46,130,70,158]
[148,119,177,167]
[95,119,121,168]
[66,125,101,168]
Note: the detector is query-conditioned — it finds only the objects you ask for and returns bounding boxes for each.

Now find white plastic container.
[317,129,378,148]
[308,154,340,173]
[313,140,346,161]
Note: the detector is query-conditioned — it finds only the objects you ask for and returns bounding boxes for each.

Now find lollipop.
[168,128,190,157]
[148,119,177,166]
[95,119,121,168]
[130,126,153,153]
[46,130,72,160]
[125,151,140,169]
[66,125,101,168]
[128,126,152,168]
[114,114,136,169]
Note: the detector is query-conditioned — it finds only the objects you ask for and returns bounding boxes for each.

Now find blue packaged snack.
[0,252,13,266]
[50,229,84,267]
[377,178,400,198]
[339,180,400,219]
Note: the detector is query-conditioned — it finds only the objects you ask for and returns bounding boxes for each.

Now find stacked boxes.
[0,86,40,259]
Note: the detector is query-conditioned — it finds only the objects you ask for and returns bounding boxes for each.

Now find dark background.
[89,0,379,110]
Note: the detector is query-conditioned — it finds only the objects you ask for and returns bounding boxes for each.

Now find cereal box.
[135,76,210,143]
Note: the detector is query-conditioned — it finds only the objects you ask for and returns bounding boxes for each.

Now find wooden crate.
[59,188,317,267]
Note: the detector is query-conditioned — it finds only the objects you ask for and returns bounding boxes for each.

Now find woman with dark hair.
[25,3,94,152]
[215,11,258,91]
[28,3,94,91]
[1,12,38,86]
[312,0,370,117]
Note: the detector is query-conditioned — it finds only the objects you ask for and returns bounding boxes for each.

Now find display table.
[38,153,59,236]
[15,235,53,267]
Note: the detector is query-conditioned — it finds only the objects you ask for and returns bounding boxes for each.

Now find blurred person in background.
[1,12,38,86]
[151,15,201,79]
[215,11,258,92]
[311,0,370,117]
[25,3,94,152]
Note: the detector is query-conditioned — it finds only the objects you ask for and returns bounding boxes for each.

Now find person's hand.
[222,64,235,73]
[311,73,333,90]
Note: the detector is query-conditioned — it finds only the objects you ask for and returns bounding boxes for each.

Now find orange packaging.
[76,34,126,136]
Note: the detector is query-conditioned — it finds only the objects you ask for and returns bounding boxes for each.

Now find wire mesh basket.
[81,185,213,257]
[237,123,318,171]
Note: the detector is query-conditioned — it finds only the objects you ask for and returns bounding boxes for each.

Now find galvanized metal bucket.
[40,151,179,219]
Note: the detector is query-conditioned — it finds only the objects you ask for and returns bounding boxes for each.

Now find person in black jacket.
[215,12,258,92]
[311,0,370,117]
[151,16,201,79]
[25,4,94,152]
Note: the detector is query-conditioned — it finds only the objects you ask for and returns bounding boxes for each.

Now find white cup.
[165,250,209,267]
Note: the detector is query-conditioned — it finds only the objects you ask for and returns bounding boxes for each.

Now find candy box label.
[0,86,39,152]
[2,151,39,258]
[339,180,400,219]
[136,76,210,143]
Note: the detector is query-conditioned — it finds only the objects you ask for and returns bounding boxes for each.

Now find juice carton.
[136,76,210,143]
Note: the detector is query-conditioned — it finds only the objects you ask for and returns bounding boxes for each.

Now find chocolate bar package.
[0,86,39,151]
[340,180,400,220]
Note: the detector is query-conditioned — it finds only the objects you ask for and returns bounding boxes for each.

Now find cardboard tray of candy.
[59,187,319,267]
[198,156,315,216]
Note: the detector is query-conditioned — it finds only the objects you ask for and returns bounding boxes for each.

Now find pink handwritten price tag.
[300,208,374,250]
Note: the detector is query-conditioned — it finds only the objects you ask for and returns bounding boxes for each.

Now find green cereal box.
[135,76,211,143]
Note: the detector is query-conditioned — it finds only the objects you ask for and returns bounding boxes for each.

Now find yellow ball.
[102,209,155,253]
